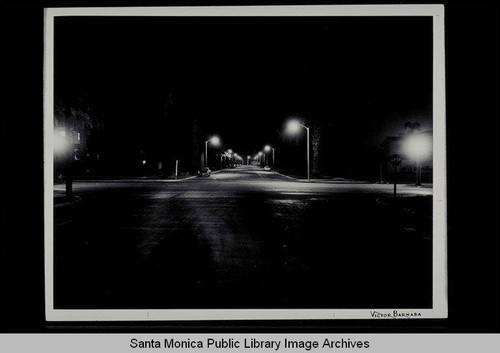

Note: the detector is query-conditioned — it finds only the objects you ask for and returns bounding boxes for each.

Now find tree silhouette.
[311,120,321,177]
[403,121,421,135]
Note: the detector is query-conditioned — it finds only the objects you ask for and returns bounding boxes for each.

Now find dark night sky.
[55,15,432,172]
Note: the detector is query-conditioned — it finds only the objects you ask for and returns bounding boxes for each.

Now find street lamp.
[205,136,220,167]
[54,129,68,154]
[404,133,431,186]
[264,144,275,168]
[258,151,264,166]
[286,119,310,181]
[54,128,75,197]
[247,155,250,165]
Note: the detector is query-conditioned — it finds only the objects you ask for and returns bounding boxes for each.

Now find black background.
[1,0,499,332]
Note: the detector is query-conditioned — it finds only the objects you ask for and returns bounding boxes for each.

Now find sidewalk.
[296,178,371,184]
[289,175,433,187]
[69,174,197,183]
[375,194,433,218]
[53,189,81,207]
[288,175,371,184]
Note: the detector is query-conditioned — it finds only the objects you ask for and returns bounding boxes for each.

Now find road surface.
[54,166,432,309]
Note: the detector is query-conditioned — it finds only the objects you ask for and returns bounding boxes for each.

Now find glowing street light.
[286,119,310,181]
[404,133,431,186]
[54,130,68,154]
[264,144,275,168]
[257,151,264,166]
[54,128,76,197]
[211,136,220,146]
[405,134,431,160]
[286,120,302,134]
[247,155,250,165]
[205,136,220,167]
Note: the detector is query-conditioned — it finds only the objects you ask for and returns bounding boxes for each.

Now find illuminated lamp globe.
[405,134,431,160]
[286,120,301,134]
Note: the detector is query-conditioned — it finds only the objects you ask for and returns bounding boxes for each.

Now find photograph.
[44,5,447,321]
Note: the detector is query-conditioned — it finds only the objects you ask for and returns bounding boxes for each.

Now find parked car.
[263,166,271,171]
[197,167,211,177]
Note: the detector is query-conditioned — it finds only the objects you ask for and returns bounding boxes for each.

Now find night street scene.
[51,15,434,311]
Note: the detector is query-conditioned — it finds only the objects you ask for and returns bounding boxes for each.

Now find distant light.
[405,134,431,160]
[264,145,271,152]
[247,155,250,159]
[142,160,147,165]
[258,151,263,156]
[286,120,301,134]
[227,149,233,154]
[210,136,220,146]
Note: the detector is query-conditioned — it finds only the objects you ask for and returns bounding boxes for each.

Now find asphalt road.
[54,166,433,309]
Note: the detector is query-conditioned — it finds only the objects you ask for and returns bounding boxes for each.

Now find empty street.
[54,166,432,309]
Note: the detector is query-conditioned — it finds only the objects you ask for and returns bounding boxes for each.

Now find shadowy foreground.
[54,166,432,309]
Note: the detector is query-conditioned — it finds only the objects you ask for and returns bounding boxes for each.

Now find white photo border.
[43,5,447,321]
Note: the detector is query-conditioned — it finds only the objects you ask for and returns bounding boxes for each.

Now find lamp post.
[390,154,402,196]
[258,151,264,167]
[286,120,310,181]
[55,128,73,197]
[205,136,220,167]
[405,133,431,186]
[264,145,275,168]
[226,149,233,168]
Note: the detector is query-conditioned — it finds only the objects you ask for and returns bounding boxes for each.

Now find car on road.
[263,166,271,171]
[197,167,211,177]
